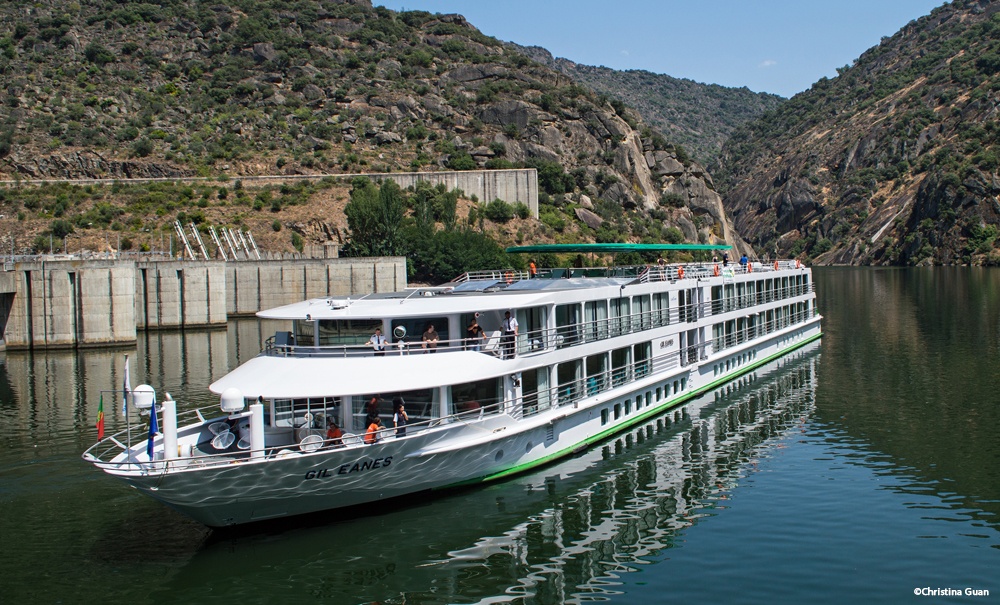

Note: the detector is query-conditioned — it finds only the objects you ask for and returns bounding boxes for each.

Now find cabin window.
[656,386,662,401]
[522,366,551,415]
[611,346,631,387]
[633,341,651,378]
[610,297,630,337]
[451,378,501,416]
[556,359,583,405]
[711,285,723,315]
[317,319,382,347]
[634,294,651,330]
[625,399,631,415]
[653,292,670,326]
[391,317,449,350]
[614,403,621,420]
[294,320,315,346]
[350,389,434,432]
[523,306,548,351]
[272,397,341,429]
[556,303,582,348]
[601,409,609,425]
[586,353,609,395]
[645,391,652,408]
[584,300,608,342]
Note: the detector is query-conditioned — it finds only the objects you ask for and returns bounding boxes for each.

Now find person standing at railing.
[393,398,408,438]
[422,324,439,353]
[366,327,387,357]
[502,311,518,359]
[466,318,484,351]
[365,417,383,445]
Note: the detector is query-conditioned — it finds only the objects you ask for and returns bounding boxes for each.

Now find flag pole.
[124,354,132,455]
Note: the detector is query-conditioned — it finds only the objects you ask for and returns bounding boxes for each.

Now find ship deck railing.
[262,277,815,359]
[452,259,802,285]
[84,307,819,474]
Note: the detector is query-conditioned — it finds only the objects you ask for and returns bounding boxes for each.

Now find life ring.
[677,266,685,279]
[713,264,720,277]
[773,260,780,271]
[504,271,514,284]
[748,262,753,273]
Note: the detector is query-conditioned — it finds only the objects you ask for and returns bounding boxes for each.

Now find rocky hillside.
[717,0,1000,266]
[509,43,785,166]
[0,0,748,257]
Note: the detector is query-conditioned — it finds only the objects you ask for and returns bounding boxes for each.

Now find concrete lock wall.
[366,169,539,218]
[226,257,407,317]
[1,257,407,350]
[136,261,228,330]
[2,260,137,350]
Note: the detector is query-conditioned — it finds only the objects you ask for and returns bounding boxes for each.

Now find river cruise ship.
[84,244,822,527]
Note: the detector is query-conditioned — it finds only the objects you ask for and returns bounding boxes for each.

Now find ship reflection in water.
[147,341,820,604]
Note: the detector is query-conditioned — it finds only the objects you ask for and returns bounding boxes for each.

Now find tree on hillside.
[343,177,406,257]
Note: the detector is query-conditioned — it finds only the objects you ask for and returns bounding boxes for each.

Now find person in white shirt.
[502,311,518,359]
[367,327,387,356]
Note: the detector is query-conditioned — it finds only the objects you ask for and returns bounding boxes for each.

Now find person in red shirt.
[326,419,343,447]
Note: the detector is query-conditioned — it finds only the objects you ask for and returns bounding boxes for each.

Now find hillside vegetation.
[509,43,785,166]
[717,0,1000,265]
[0,0,747,269]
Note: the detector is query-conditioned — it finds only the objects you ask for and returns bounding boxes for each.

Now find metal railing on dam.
[0,256,406,350]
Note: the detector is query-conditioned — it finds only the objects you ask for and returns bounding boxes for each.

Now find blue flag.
[147,401,158,460]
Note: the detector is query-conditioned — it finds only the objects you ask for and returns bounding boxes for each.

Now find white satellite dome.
[220,387,245,413]
[132,384,156,410]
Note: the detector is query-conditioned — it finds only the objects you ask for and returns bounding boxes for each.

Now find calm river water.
[1,268,998,604]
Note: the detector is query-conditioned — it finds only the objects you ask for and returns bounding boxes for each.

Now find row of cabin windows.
[599,376,689,426]
[711,302,811,352]
[295,274,809,351]
[713,350,758,377]
[711,274,811,315]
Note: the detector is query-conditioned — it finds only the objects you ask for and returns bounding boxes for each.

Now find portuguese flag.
[96,393,105,441]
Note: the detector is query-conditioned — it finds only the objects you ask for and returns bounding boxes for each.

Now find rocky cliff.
[717,0,1000,265]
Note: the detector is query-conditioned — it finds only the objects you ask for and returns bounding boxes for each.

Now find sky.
[374,0,948,98]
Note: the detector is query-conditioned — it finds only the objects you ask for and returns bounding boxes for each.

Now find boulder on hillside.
[575,207,604,230]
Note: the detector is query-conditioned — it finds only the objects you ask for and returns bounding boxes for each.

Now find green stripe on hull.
[439,331,823,490]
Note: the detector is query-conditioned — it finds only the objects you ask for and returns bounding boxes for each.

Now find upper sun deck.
[257,259,807,322]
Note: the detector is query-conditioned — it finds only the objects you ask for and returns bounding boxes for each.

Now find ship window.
[634,294,651,330]
[586,353,608,395]
[601,409,609,425]
[557,359,583,405]
[390,317,450,350]
[584,300,608,342]
[294,319,315,347]
[522,367,551,416]
[645,391,651,407]
[317,319,382,347]
[272,397,341,429]
[611,347,631,387]
[556,303,582,348]
[451,378,501,416]
[633,342,651,378]
[656,386,662,401]
[350,389,434,432]
[614,403,621,420]
[610,297,630,337]
[653,292,670,326]
[625,399,631,415]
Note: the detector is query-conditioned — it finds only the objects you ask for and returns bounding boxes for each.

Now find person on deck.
[326,419,343,447]
[366,327,387,356]
[528,259,537,278]
[365,417,383,445]
[502,311,518,359]
[422,324,439,353]
[393,398,408,438]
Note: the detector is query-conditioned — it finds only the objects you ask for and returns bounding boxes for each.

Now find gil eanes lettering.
[304,456,393,480]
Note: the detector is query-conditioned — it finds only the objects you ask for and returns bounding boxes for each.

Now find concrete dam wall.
[1,257,406,350]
